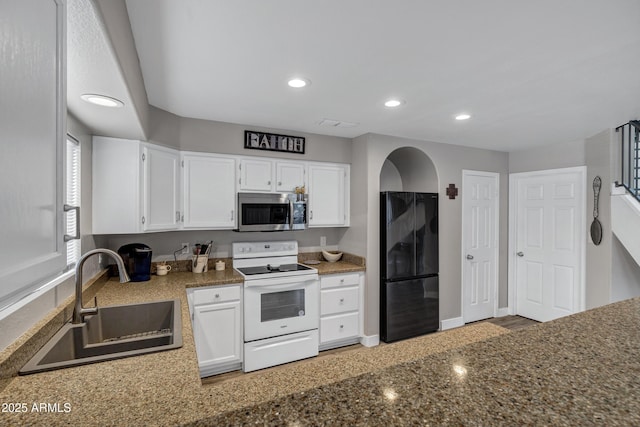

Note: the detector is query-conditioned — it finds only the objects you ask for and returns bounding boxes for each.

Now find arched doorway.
[379,147,440,342]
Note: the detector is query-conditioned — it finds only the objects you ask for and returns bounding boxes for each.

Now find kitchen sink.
[20,299,182,375]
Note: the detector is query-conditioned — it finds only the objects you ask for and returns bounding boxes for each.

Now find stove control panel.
[232,241,298,258]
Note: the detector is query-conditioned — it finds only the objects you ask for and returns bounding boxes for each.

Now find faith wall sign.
[244,131,305,154]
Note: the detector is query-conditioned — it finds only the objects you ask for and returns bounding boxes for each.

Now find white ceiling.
[67,0,146,140]
[123,0,640,152]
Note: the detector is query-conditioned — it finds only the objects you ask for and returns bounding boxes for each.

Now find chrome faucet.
[72,249,130,324]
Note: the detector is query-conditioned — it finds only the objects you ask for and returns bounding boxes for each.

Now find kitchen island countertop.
[3,268,640,425]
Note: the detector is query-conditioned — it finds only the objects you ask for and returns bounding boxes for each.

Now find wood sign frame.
[244,130,305,154]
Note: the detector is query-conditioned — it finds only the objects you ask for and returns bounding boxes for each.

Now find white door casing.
[509,167,586,322]
[462,170,499,323]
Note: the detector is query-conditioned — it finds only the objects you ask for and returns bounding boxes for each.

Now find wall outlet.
[320,236,326,247]
[181,243,190,255]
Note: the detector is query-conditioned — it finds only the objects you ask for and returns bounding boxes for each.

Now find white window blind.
[66,136,81,267]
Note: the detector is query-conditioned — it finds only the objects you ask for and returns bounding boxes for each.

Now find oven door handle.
[243,274,318,288]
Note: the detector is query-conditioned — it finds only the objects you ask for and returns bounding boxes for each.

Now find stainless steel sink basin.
[20,299,182,375]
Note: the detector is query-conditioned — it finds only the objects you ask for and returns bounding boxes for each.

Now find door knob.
[466,254,474,260]
[517,251,524,257]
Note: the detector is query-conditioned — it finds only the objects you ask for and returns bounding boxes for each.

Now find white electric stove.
[232,241,319,372]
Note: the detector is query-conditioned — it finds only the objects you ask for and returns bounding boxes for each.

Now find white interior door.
[510,167,585,322]
[462,170,499,323]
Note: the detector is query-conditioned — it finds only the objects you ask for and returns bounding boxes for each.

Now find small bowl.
[322,250,343,262]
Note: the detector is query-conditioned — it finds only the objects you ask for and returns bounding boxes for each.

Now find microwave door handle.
[289,199,294,230]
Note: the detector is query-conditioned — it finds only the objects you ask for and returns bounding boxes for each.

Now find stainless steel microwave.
[237,193,308,232]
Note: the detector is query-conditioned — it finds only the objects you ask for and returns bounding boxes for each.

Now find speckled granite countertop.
[192,297,640,426]
[299,251,366,274]
[5,257,640,425]
[0,259,365,426]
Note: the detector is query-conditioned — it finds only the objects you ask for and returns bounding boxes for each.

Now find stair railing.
[615,120,640,202]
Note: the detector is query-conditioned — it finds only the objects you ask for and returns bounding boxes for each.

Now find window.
[66,135,81,267]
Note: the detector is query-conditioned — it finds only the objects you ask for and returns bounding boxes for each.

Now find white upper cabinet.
[308,163,350,227]
[182,153,236,229]
[93,141,350,233]
[239,158,273,192]
[93,137,180,234]
[276,161,306,193]
[142,145,181,231]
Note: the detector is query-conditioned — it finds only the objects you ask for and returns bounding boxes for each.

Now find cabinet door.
[192,301,242,368]
[183,155,236,229]
[92,137,142,234]
[143,145,181,231]
[276,161,305,193]
[308,164,348,226]
[239,158,273,192]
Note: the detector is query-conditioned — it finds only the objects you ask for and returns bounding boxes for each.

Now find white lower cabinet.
[319,272,364,351]
[187,285,243,377]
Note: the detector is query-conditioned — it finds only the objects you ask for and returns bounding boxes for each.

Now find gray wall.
[93,0,150,139]
[386,147,438,193]
[584,129,613,308]
[177,115,352,163]
[96,228,347,261]
[0,115,100,350]
[340,133,509,335]
[611,234,640,302]
[509,140,585,173]
[99,107,353,258]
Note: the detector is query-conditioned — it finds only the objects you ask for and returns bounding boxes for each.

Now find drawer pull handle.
[339,298,344,303]
[215,294,220,298]
[339,325,344,329]
[340,279,344,283]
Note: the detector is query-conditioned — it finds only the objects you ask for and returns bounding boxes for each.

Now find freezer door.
[415,193,438,276]
[381,276,439,343]
[381,192,415,280]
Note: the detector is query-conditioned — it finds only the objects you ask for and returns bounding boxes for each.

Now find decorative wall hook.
[446,183,458,200]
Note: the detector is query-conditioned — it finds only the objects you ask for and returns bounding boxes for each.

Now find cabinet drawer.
[320,273,360,289]
[321,286,359,315]
[320,312,359,343]
[191,285,240,305]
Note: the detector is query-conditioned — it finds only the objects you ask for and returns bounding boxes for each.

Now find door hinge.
[181,160,184,167]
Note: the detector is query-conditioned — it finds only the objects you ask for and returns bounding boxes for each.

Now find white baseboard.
[359,334,379,347]
[496,307,510,317]
[440,317,464,331]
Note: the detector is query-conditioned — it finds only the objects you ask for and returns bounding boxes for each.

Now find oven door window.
[242,203,289,226]
[261,289,305,322]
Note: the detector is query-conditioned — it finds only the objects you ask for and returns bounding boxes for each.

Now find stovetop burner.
[237,263,313,276]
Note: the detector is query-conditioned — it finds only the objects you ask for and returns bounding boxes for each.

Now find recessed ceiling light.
[80,94,124,108]
[288,78,310,88]
[455,113,471,120]
[384,99,404,108]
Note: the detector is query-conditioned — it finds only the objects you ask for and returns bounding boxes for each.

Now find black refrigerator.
[380,192,439,342]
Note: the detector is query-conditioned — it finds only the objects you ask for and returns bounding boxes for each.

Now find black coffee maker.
[117,243,152,282]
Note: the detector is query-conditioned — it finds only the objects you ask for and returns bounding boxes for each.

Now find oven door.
[244,275,319,342]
